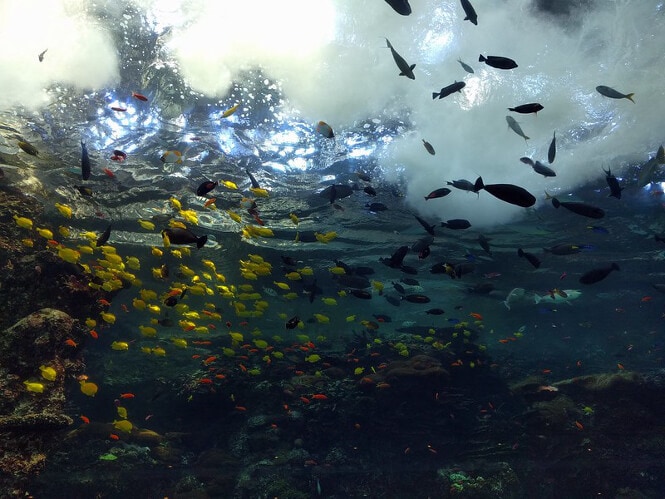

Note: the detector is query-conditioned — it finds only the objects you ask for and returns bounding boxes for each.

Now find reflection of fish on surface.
[534,289,581,305]
[504,287,526,310]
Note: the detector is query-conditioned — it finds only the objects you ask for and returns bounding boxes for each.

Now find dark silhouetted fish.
[96,224,112,247]
[506,116,529,141]
[548,132,556,164]
[246,169,260,189]
[337,274,371,289]
[415,215,436,235]
[385,38,415,80]
[400,265,418,275]
[349,289,372,299]
[508,103,543,114]
[162,228,207,249]
[447,179,478,194]
[285,316,300,329]
[196,180,218,196]
[392,281,406,294]
[425,187,451,200]
[381,246,409,268]
[441,219,471,230]
[432,81,465,99]
[478,234,492,255]
[412,236,433,254]
[364,186,377,196]
[426,308,445,315]
[550,196,604,219]
[479,54,517,69]
[81,141,91,180]
[517,248,540,269]
[579,263,619,284]
[422,139,435,155]
[403,294,431,303]
[460,0,477,25]
[384,0,411,15]
[532,160,556,177]
[366,202,388,212]
[474,177,536,207]
[544,243,583,255]
[603,167,623,199]
[596,85,634,103]
[458,59,474,73]
[320,184,353,204]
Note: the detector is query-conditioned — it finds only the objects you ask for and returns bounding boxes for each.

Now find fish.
[543,243,583,255]
[441,219,471,230]
[508,103,543,114]
[18,141,38,156]
[403,294,431,303]
[579,263,620,284]
[96,224,112,247]
[521,157,556,177]
[414,215,436,235]
[458,59,474,73]
[221,103,240,118]
[381,246,409,269]
[316,121,334,138]
[356,172,371,182]
[478,234,492,255]
[161,150,183,164]
[460,0,478,25]
[517,248,541,269]
[474,177,536,207]
[110,149,127,162]
[349,289,372,299]
[479,54,517,70]
[246,169,261,189]
[110,106,127,112]
[447,179,477,193]
[432,81,465,99]
[161,228,207,249]
[426,308,445,315]
[506,116,529,141]
[534,289,581,305]
[422,139,435,155]
[80,141,91,180]
[425,188,451,200]
[38,48,48,62]
[75,185,93,197]
[549,195,605,219]
[384,0,411,15]
[285,316,300,329]
[548,132,556,164]
[603,167,623,199]
[132,91,148,102]
[320,184,353,204]
[366,202,387,212]
[504,287,526,310]
[364,186,377,196]
[596,85,634,103]
[196,180,218,196]
[385,38,415,80]
[411,236,433,254]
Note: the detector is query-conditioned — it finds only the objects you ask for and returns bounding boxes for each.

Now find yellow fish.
[13,215,33,230]
[58,226,70,238]
[39,365,57,381]
[111,341,129,351]
[24,381,45,393]
[285,271,301,281]
[36,227,53,239]
[80,381,98,397]
[138,219,155,231]
[321,297,337,306]
[250,187,269,198]
[169,197,182,210]
[221,103,240,118]
[55,203,73,218]
[289,213,299,225]
[58,247,80,264]
[227,210,242,223]
[161,150,183,164]
[221,180,238,190]
[314,313,330,324]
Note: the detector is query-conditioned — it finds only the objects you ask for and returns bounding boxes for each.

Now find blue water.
[1,0,665,497]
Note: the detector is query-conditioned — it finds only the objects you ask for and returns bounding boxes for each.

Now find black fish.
[400,277,419,286]
[404,294,431,304]
[75,185,93,197]
[478,234,492,255]
[425,187,451,200]
[385,295,401,307]
[196,180,218,196]
[356,172,371,182]
[418,246,430,259]
[285,316,300,329]
[349,289,372,299]
[337,275,370,289]
[164,296,178,307]
[320,184,353,204]
[400,265,418,275]
[385,38,415,80]
[447,179,478,194]
[603,167,623,199]
[384,0,411,15]
[81,141,91,180]
[411,236,433,253]
[246,169,261,189]
[517,248,541,269]
[579,263,619,285]
[96,224,112,247]
[430,262,453,275]
[422,139,435,155]
[381,246,409,268]
[414,215,436,235]
[460,0,477,25]
[281,256,297,267]
[441,219,471,230]
[392,281,406,294]
[478,54,517,70]
[508,103,543,114]
[551,197,604,219]
[548,132,556,164]
[162,228,208,248]
[366,202,387,212]
[454,263,475,278]
[426,308,445,315]
[474,177,536,207]
[531,160,556,177]
[468,282,494,294]
[364,186,377,196]
[432,81,465,99]
[544,243,582,255]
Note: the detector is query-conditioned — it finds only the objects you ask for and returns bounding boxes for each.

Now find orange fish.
[469,312,483,320]
[98,299,111,306]
[109,433,120,440]
[119,393,135,399]
[192,354,201,359]
[132,92,148,102]
[641,296,652,302]
[203,356,217,366]
[103,168,115,178]
[121,304,129,313]
[203,197,216,208]
[311,394,328,400]
[80,415,90,424]
[300,396,311,404]
[574,421,584,430]
[617,363,625,370]
[89,330,99,339]
[234,405,247,411]
[542,369,552,374]
[199,378,213,384]
[65,339,78,347]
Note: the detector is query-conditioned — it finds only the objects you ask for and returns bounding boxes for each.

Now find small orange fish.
[617,363,625,370]
[132,92,148,102]
[65,339,78,347]
[192,354,201,359]
[574,421,584,430]
[542,369,552,374]
[111,106,127,112]
[311,394,328,400]
[103,168,115,178]
[199,378,213,384]
[119,393,135,399]
[300,396,311,404]
[109,433,120,440]
[98,299,111,306]
[89,330,99,339]
[80,415,90,424]
[376,382,391,389]
[641,296,652,302]
[234,405,247,411]
[203,356,217,366]
[238,364,248,373]
[121,304,129,313]
[469,312,483,320]
[203,197,216,208]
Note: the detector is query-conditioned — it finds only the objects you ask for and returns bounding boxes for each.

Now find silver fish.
[506,116,529,141]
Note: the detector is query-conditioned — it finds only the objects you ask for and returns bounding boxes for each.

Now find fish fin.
[478,54,485,62]
[432,92,439,99]
[409,64,416,70]
[625,93,635,103]
[196,235,208,249]
[473,177,484,192]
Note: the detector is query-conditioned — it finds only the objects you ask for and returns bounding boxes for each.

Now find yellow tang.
[36,227,53,239]
[221,180,238,190]
[39,365,57,381]
[138,219,155,231]
[100,312,116,324]
[250,187,269,198]
[80,381,98,397]
[117,406,128,419]
[289,213,299,225]
[111,341,129,351]
[321,297,337,306]
[285,272,301,281]
[113,419,133,433]
[55,203,73,218]
[13,215,33,230]
[169,197,182,210]
[24,381,45,393]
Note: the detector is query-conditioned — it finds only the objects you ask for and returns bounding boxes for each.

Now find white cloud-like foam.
[0,0,120,109]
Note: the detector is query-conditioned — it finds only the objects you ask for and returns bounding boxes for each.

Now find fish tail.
[551,197,560,208]
[625,93,635,103]
[473,177,484,192]
[508,107,515,112]
[478,54,486,62]
[196,235,208,249]
[432,92,439,99]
